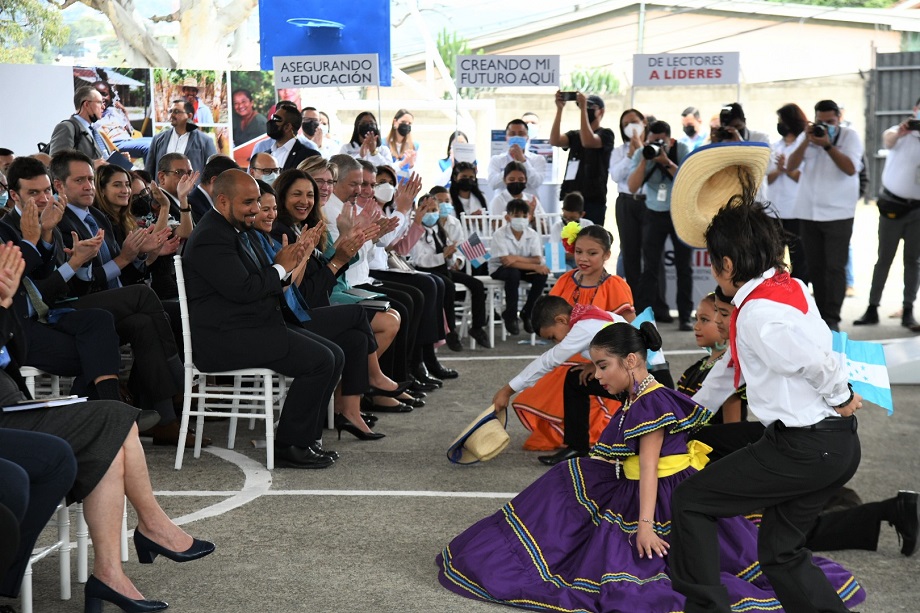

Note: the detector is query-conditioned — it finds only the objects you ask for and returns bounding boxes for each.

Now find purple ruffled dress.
[437,384,865,612]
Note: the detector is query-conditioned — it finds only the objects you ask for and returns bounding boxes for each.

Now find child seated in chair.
[488,199,549,335]
[550,191,594,269]
[489,161,546,221]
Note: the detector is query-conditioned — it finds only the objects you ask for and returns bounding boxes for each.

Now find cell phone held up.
[907,119,920,131]
[559,91,578,102]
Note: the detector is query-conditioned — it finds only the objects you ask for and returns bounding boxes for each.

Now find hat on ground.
[586,95,605,109]
[181,77,199,89]
[671,142,771,249]
[447,405,510,464]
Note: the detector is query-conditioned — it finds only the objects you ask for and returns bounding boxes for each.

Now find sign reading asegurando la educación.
[272,53,380,89]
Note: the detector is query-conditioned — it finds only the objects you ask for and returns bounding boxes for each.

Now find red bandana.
[569,303,615,326]
[728,271,808,387]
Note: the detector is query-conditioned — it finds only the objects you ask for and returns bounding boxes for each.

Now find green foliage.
[59,17,107,57]
[565,67,620,96]
[436,28,493,100]
[765,0,897,6]
[0,0,68,63]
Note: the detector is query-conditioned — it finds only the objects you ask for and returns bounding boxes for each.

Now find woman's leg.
[334,387,376,434]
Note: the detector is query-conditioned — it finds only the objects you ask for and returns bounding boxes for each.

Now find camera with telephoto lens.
[642,141,665,160]
[812,123,827,138]
[714,105,735,141]
[907,119,920,131]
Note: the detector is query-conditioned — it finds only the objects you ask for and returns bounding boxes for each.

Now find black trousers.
[781,218,810,286]
[0,429,77,597]
[356,283,416,381]
[490,267,547,318]
[615,193,645,290]
[417,265,487,330]
[371,270,445,344]
[799,218,853,327]
[561,368,620,452]
[20,309,121,396]
[637,208,693,321]
[301,304,372,396]
[671,419,860,613]
[256,325,343,446]
[583,198,608,226]
[73,285,183,413]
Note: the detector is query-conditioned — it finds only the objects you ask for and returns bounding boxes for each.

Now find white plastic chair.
[173,255,281,470]
[20,501,70,613]
[534,212,561,246]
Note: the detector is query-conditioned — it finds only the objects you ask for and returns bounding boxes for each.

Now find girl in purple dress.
[436,322,865,612]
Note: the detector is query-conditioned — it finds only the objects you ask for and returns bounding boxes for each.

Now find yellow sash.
[621,440,712,480]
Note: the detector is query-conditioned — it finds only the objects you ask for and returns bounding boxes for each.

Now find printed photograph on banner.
[73,66,152,163]
[229,70,276,165]
[152,68,230,155]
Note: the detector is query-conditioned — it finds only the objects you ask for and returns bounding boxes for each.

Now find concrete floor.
[12,203,920,612]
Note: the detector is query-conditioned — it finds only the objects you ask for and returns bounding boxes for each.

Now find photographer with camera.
[854,98,920,331]
[709,102,772,145]
[550,92,615,225]
[626,120,693,330]
[786,99,863,331]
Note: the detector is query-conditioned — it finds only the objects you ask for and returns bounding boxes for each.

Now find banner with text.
[456,55,560,88]
[272,53,379,89]
[633,52,740,87]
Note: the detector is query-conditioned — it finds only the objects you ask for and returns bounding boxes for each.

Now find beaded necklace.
[614,373,656,479]
[571,270,610,305]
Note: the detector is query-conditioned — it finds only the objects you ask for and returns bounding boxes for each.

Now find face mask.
[374,182,396,202]
[682,125,697,138]
[826,125,839,140]
[456,178,475,191]
[262,172,279,186]
[623,122,643,140]
[527,124,538,139]
[130,193,153,217]
[303,119,320,137]
[397,123,411,137]
[358,123,378,139]
[508,136,528,151]
[421,212,439,227]
[776,123,790,137]
[438,202,455,218]
[510,217,528,232]
[266,120,284,140]
[0,191,8,209]
[586,109,597,124]
[506,181,526,196]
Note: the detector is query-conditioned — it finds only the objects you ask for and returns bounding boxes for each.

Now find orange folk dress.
[512,271,635,450]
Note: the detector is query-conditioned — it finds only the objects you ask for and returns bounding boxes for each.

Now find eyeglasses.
[132,188,152,199]
[162,169,192,177]
[269,115,285,124]
[314,179,335,187]
[252,167,280,175]
[169,109,187,115]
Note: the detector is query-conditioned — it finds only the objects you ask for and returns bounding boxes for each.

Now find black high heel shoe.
[133,529,215,564]
[84,575,168,612]
[367,380,412,398]
[335,413,385,440]
[361,412,378,426]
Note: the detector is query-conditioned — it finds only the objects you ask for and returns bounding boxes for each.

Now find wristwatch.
[823,144,833,152]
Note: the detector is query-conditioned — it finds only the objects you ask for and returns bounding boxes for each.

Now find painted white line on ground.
[155,489,519,498]
[440,349,707,361]
[166,447,273,526]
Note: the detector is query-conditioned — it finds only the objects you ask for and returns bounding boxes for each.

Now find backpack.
[37,117,85,154]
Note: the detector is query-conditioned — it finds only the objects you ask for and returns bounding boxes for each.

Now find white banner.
[272,53,379,89]
[633,52,740,87]
[456,55,560,88]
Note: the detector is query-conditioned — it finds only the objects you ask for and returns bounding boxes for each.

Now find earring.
[631,371,639,396]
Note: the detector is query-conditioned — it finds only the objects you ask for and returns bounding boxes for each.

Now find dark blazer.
[187,185,213,224]
[161,190,184,220]
[145,125,217,176]
[283,140,321,171]
[181,209,288,371]
[48,116,103,159]
[268,220,343,308]
[0,211,80,308]
[57,206,145,296]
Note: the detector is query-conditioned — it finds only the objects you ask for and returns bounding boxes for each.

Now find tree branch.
[216,0,258,37]
[149,11,180,24]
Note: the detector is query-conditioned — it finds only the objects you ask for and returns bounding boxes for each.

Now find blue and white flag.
[831,331,893,414]
[631,307,667,368]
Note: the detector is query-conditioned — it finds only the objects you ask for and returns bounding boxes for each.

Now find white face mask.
[624,123,643,140]
[262,172,279,186]
[510,217,528,232]
[374,182,396,202]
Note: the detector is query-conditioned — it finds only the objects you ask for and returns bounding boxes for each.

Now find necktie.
[89,125,109,157]
[22,278,49,323]
[83,212,112,264]
[239,232,266,268]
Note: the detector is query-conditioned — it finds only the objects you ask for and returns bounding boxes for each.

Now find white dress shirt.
[339,142,394,167]
[608,143,635,194]
[488,190,546,216]
[767,133,806,220]
[487,224,543,275]
[793,126,864,222]
[487,150,546,192]
[732,268,851,427]
[410,216,468,269]
[270,138,296,170]
[167,129,190,154]
[881,126,920,200]
[325,193,374,286]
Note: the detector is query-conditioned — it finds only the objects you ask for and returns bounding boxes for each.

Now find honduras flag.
[831,331,894,414]
[632,307,667,369]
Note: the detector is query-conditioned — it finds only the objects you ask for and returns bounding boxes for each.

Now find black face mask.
[358,123,378,139]
[266,120,284,140]
[777,123,790,137]
[131,193,154,217]
[303,119,320,137]
[456,178,475,191]
[682,125,697,138]
[586,109,597,124]
[506,181,526,196]
[397,123,411,137]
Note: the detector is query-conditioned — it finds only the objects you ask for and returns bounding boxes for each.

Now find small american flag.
[458,232,490,268]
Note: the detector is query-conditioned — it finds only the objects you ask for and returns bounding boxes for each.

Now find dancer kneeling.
[437,321,864,612]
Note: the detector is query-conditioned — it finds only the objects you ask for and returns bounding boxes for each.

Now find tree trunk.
[80,0,176,67]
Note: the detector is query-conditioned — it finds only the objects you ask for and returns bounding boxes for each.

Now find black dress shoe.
[370,401,413,413]
[503,313,520,335]
[428,365,459,380]
[405,388,426,399]
[413,364,443,388]
[361,412,378,425]
[410,378,438,392]
[399,395,426,408]
[311,444,339,460]
[521,313,534,334]
[469,327,492,349]
[894,490,919,556]
[655,311,674,323]
[84,574,168,612]
[537,447,588,466]
[678,319,694,332]
[367,380,412,398]
[134,528,215,564]
[274,444,335,469]
[445,331,464,352]
[902,306,918,329]
[854,305,879,326]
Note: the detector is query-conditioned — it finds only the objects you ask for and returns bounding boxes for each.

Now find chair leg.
[57,503,71,600]
[263,374,274,470]
[175,371,195,470]
[76,504,88,583]
[227,375,241,449]
[120,498,128,562]
[20,562,32,613]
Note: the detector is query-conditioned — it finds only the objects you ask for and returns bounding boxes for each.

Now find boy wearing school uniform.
[489,199,549,335]
[550,192,594,269]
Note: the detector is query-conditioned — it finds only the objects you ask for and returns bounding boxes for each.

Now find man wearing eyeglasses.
[265,106,319,172]
[247,152,279,186]
[48,86,110,164]
[145,99,217,178]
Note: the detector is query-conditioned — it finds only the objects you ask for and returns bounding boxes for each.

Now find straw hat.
[181,77,199,90]
[671,142,771,248]
[447,405,510,464]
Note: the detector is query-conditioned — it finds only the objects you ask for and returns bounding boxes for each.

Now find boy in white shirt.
[549,191,594,269]
[488,161,546,218]
[489,199,549,335]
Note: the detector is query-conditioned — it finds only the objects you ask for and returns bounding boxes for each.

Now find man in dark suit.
[266,106,319,171]
[47,86,109,162]
[182,169,341,468]
[48,150,200,447]
[187,155,240,224]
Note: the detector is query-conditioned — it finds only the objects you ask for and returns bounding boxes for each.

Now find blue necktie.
[83,212,120,289]
[89,125,108,157]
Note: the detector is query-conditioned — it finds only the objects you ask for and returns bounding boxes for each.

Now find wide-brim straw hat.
[671,142,771,248]
[181,77,199,89]
[447,405,510,465]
